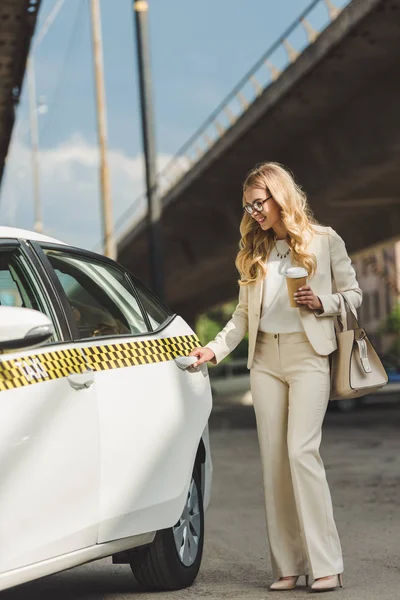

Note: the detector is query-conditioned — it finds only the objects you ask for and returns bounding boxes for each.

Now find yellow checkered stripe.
[0,334,200,391]
[0,347,86,391]
[83,335,200,371]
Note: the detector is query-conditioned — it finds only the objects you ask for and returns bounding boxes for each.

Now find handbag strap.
[336,294,373,374]
[326,233,360,333]
[337,292,359,332]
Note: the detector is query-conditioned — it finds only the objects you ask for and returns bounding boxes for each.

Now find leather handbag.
[330,293,388,400]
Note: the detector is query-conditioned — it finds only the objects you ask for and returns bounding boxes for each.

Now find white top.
[258,239,305,334]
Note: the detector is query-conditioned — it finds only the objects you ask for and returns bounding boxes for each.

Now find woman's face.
[244,187,282,232]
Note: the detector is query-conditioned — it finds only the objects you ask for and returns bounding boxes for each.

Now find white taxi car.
[0,227,213,592]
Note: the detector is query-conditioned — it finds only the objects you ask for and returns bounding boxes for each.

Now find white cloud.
[0,133,180,252]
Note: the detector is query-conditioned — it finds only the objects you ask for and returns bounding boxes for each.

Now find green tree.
[195,300,248,362]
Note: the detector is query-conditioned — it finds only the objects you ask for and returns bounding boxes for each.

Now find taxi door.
[0,243,99,573]
[39,245,212,544]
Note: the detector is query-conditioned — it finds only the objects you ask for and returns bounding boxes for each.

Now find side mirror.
[0,307,54,353]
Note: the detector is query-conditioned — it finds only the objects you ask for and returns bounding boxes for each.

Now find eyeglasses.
[244,195,272,215]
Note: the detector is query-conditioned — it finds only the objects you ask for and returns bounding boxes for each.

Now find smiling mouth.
[256,216,266,224]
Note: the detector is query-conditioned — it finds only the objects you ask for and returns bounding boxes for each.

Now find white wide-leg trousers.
[250,330,343,579]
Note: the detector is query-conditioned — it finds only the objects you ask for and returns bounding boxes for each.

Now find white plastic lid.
[285,266,308,278]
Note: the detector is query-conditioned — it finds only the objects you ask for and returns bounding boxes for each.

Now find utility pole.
[90,0,116,259]
[27,56,42,234]
[133,0,165,301]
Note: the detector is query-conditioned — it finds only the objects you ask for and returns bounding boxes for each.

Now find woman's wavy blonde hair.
[236,162,318,286]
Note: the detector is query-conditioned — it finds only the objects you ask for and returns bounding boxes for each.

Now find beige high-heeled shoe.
[269,575,309,591]
[310,573,343,592]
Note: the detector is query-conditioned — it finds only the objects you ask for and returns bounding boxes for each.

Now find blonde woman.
[190,162,362,592]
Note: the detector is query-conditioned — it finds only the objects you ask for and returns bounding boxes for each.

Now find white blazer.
[206,226,362,369]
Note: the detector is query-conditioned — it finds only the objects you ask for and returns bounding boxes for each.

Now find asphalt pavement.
[2,399,400,599]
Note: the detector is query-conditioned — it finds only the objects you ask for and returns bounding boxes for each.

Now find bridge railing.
[116,0,351,243]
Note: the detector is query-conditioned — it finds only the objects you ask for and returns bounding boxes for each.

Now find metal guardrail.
[116,0,351,243]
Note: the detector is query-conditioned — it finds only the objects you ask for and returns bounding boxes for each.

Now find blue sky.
[0,0,350,250]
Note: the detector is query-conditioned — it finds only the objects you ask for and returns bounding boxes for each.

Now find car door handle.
[174,356,199,370]
[67,370,94,390]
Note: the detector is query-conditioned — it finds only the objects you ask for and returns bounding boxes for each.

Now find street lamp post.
[133,0,165,301]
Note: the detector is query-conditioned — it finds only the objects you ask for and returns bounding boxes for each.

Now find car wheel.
[130,469,204,591]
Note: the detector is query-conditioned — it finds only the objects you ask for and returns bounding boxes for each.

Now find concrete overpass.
[0,0,41,184]
[121,0,400,320]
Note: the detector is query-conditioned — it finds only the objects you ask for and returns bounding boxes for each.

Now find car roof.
[0,226,66,245]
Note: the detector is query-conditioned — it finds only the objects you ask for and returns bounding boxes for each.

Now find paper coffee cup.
[285,267,308,308]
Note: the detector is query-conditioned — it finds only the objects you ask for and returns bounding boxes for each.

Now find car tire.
[130,469,204,591]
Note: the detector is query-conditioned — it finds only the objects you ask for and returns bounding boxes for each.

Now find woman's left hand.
[294,285,323,311]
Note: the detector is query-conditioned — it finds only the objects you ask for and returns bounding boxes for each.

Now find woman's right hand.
[189,347,215,368]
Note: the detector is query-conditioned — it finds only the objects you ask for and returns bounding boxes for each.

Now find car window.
[0,248,60,341]
[0,268,22,307]
[131,279,173,330]
[44,250,150,339]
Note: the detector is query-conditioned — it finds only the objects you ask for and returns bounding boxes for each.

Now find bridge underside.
[119,0,400,321]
